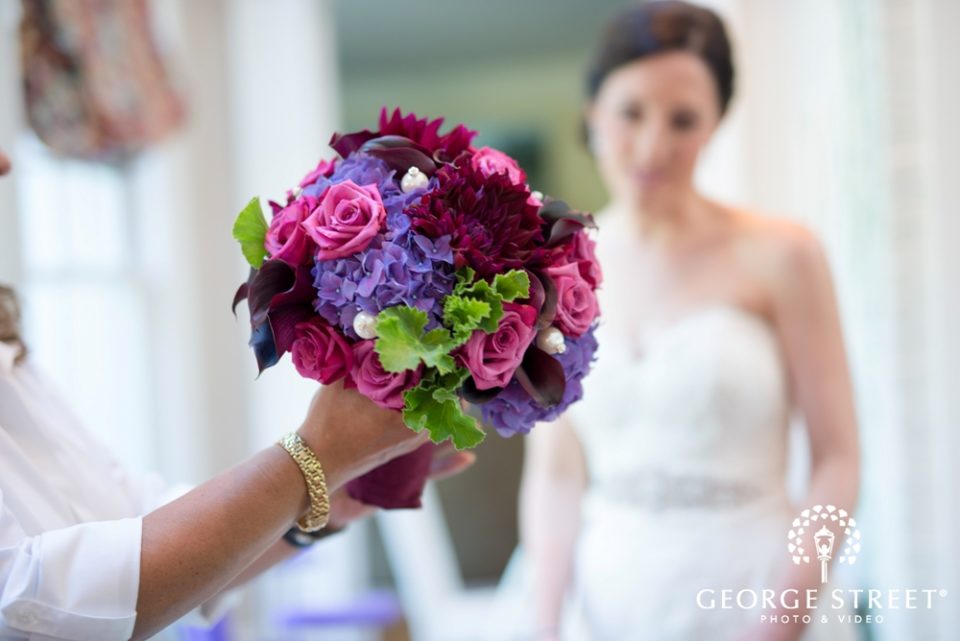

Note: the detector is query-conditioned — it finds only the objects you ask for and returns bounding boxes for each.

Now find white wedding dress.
[487,210,857,641]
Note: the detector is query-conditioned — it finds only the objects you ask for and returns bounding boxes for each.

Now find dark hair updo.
[586,0,735,116]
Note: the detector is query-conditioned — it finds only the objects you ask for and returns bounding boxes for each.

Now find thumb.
[428,451,476,481]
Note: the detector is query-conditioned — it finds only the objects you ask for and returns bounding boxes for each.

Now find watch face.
[284,524,343,548]
[284,527,316,548]
[293,531,312,544]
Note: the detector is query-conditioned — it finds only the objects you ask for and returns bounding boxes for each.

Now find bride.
[509,2,860,640]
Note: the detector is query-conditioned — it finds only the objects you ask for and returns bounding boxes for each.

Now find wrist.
[296,425,350,492]
[260,445,312,520]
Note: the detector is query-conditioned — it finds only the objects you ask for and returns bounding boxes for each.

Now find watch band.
[276,432,330,532]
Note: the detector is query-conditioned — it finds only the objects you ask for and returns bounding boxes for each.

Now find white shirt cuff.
[1,517,141,641]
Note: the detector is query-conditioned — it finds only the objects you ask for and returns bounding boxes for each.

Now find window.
[16,135,157,471]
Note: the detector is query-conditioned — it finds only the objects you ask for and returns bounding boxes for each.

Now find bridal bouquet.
[232,108,601,508]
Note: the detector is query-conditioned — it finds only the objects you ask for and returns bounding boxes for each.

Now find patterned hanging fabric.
[19,0,185,160]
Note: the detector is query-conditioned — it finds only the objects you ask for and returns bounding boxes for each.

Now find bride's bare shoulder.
[727,206,828,292]
[728,206,813,240]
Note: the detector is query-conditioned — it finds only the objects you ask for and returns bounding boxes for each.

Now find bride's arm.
[740,228,861,641]
[520,416,588,640]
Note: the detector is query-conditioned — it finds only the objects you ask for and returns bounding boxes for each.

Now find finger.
[329,502,376,530]
[432,441,457,459]
[428,451,476,481]
[394,429,431,457]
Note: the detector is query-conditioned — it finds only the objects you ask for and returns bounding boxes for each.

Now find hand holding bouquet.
[233,108,601,508]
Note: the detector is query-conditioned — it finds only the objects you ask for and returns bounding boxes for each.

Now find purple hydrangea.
[312,231,455,339]
[301,153,431,213]
[302,153,390,197]
[480,326,599,437]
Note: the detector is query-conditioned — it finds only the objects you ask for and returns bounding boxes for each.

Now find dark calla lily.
[514,345,566,408]
[544,218,590,248]
[232,279,250,316]
[268,304,314,355]
[247,261,314,327]
[527,269,545,311]
[526,271,559,330]
[238,261,318,373]
[329,129,378,158]
[270,264,315,309]
[250,320,279,374]
[535,272,559,331]
[460,375,505,404]
[247,261,294,326]
[539,199,597,227]
[360,135,438,177]
[539,199,597,248]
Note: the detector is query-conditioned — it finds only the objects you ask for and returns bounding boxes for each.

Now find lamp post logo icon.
[787,504,861,584]
[813,525,835,584]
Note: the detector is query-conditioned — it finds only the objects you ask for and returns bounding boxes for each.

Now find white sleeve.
[0,488,142,641]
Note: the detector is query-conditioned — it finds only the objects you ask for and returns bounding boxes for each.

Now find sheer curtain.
[0,3,23,285]
[713,1,959,639]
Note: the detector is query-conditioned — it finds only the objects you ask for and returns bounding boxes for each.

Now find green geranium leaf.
[375,306,428,372]
[445,267,530,337]
[443,296,490,338]
[402,385,434,432]
[232,197,268,269]
[402,368,485,450]
[493,270,530,302]
[468,280,505,333]
[453,267,477,294]
[433,402,486,449]
[375,306,457,373]
[421,328,458,374]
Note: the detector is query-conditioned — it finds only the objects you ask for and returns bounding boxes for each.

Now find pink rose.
[471,146,526,185]
[265,196,318,266]
[351,340,423,410]
[291,318,354,384]
[303,180,386,260]
[299,158,337,188]
[542,261,599,337]
[569,231,603,288]
[457,302,537,390]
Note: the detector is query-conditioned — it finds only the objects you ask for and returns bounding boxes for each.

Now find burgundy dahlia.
[377,107,477,161]
[407,158,545,278]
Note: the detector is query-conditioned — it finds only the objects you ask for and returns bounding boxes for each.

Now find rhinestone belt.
[598,469,764,511]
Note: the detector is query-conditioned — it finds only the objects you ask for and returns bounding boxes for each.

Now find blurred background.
[0,1,958,640]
